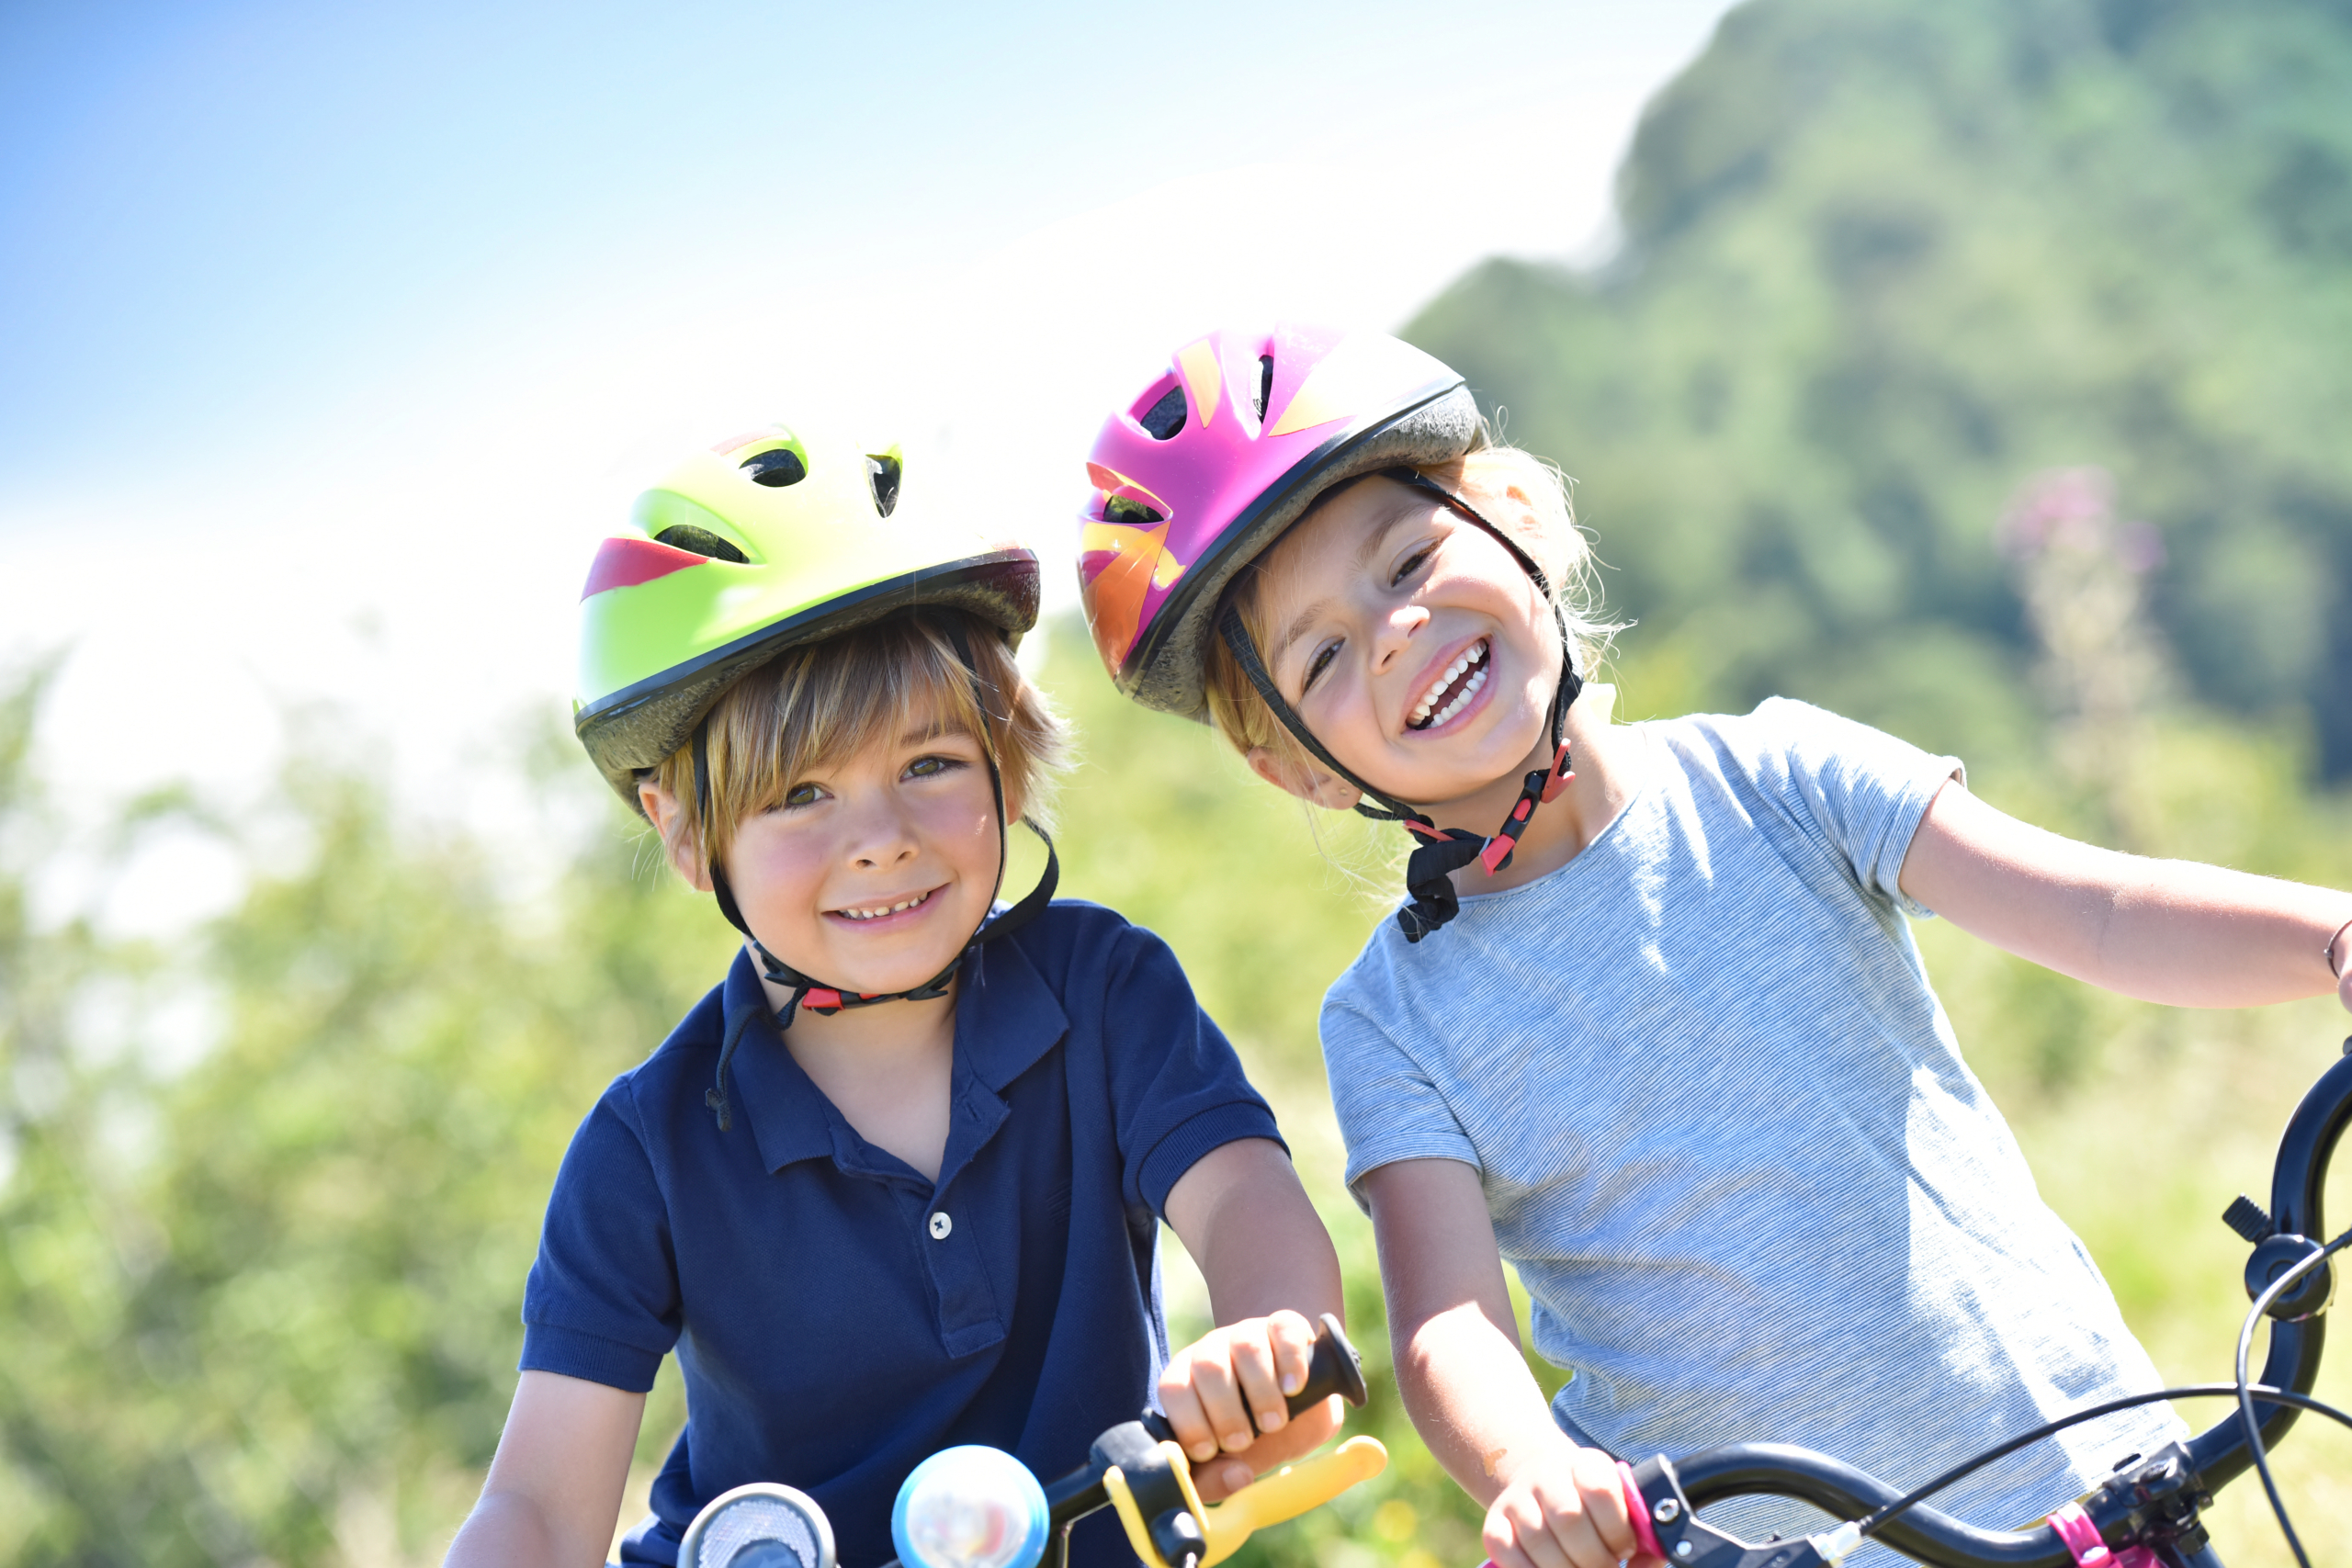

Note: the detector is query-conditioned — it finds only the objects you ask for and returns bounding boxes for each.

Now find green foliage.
[0,702,735,1565]
[1407,0,2352,778]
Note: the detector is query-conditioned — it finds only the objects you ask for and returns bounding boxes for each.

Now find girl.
[447,423,1346,1568]
[1072,325,2352,1564]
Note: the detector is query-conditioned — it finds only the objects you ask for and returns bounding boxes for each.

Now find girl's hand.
[1484,1445,1661,1568]
[1158,1309,1342,1501]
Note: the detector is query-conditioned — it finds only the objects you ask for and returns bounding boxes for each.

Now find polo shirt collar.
[716,937,1070,1178]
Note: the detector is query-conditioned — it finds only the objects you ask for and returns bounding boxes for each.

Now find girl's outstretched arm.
[1898,781,2352,1011]
[1360,1157,1650,1568]
[1160,1137,1346,1501]
[445,1370,644,1568]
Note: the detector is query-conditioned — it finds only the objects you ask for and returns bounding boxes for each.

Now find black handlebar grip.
[1289,1313,1368,1415]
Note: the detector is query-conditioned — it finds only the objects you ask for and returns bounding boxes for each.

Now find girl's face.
[702,695,1004,996]
[1247,474,1561,811]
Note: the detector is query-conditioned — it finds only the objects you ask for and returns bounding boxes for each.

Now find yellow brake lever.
[1199,1436,1388,1567]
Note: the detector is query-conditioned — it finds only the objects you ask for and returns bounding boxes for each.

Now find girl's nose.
[1369,602,1430,671]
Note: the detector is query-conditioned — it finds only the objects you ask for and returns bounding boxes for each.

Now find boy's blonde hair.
[1204,444,1606,784]
[646,609,1065,868]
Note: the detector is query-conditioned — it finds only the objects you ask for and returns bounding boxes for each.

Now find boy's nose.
[843,803,922,867]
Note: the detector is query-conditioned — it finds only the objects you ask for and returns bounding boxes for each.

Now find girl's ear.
[639,779,718,892]
[1245,746,1363,811]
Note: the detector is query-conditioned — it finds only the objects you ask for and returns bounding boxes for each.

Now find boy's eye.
[904,754,965,780]
[1391,544,1435,587]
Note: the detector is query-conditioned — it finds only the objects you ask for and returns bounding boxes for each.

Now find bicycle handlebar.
[1600,1042,2352,1568]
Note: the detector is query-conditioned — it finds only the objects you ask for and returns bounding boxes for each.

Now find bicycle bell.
[679,1482,837,1568]
[891,1445,1051,1568]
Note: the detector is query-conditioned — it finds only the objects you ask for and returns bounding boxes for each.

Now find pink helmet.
[1079,323,1483,722]
[1079,322,1587,944]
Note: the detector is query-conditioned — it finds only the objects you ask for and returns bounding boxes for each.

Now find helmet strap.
[1216,468,1586,942]
[689,624,1061,1130]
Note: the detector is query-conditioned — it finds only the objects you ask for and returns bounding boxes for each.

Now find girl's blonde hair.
[1203,443,1608,786]
[646,609,1064,868]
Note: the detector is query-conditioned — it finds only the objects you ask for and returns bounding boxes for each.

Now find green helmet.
[574,423,1040,806]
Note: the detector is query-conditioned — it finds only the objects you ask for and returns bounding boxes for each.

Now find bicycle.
[675,1314,1388,1568]
[1589,1034,2352,1568]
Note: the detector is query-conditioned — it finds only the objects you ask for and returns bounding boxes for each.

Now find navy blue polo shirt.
[519,900,1284,1568]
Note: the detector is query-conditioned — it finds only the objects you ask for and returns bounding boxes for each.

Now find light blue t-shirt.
[1321,699,2178,1543]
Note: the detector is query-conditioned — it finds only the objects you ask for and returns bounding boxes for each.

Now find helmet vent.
[1139,384,1188,441]
[866,454,902,517]
[1254,355,1273,422]
[1103,496,1164,526]
[741,447,808,487]
[653,525,749,563]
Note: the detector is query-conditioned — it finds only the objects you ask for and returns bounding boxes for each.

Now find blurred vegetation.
[7,0,2352,1563]
[1408,0,2352,780]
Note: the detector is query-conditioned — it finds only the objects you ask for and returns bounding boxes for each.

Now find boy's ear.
[1245,746,1363,811]
[638,779,717,892]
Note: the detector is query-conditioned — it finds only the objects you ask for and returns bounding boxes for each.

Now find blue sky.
[0,0,1736,919]
[2,0,1736,496]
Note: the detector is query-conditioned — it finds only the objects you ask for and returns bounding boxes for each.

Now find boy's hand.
[1485,1444,1660,1568]
[1158,1308,1343,1502]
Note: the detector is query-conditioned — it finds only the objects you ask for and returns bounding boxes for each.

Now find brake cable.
[2233,1222,2352,1568]
[1845,1374,2352,1550]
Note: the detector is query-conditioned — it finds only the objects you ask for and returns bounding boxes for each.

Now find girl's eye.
[1391,544,1435,587]
[782,782,824,809]
[1301,642,1338,695]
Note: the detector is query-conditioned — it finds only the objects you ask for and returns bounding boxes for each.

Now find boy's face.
[1247,474,1561,812]
[711,695,1003,995]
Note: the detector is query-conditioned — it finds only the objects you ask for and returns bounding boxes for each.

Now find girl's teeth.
[1409,641,1487,728]
[842,891,930,920]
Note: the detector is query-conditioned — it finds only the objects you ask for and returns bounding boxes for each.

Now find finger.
[1571,1451,1639,1562]
[1192,1457,1255,1505]
[1494,1491,1576,1568]
[1540,1507,1616,1568]
[1265,1309,1317,1399]
[1227,1402,1336,1475]
[1482,1531,1541,1568]
[1157,1371,1220,1465]
[1184,1344,1256,1455]
[1227,1321,1290,1434]
[1524,1474,1615,1568]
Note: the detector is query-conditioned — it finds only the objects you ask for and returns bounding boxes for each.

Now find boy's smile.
[1252,474,1563,819]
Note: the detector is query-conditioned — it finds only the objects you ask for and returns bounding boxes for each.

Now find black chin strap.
[1217,467,1581,943]
[690,627,1059,1131]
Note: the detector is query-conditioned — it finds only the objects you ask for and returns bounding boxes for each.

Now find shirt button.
[928,1211,953,1240]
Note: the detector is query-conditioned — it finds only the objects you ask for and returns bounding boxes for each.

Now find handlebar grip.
[1198,1437,1387,1567]
[1288,1313,1368,1416]
[1615,1460,1667,1562]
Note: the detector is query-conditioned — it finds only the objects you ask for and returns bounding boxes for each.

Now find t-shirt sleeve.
[1747,697,1964,919]
[517,1086,683,1393]
[1099,923,1285,1216]
[1321,987,1478,1208]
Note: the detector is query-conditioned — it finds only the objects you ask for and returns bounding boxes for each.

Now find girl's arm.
[1899,782,2352,1011]
[1159,1137,1347,1500]
[445,1371,646,1568]
[1359,1157,1645,1568]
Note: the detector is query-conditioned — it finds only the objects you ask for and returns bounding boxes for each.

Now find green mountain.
[1407,0,2352,776]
